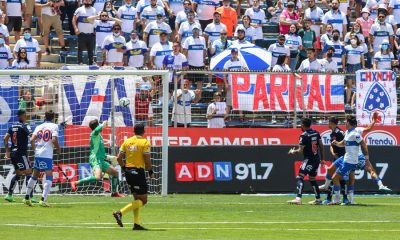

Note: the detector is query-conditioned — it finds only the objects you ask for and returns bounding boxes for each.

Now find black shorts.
[125,167,148,195]
[298,158,320,177]
[11,152,30,171]
[7,16,22,32]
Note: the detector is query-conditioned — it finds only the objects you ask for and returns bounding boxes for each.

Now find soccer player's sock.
[120,200,143,215]
[25,176,38,200]
[296,176,304,198]
[340,180,348,200]
[76,176,97,185]
[8,175,20,196]
[374,177,383,187]
[333,185,341,203]
[323,174,332,189]
[348,185,354,203]
[326,184,333,201]
[25,175,33,198]
[42,176,53,202]
[134,208,140,225]
[110,175,119,193]
[310,180,320,199]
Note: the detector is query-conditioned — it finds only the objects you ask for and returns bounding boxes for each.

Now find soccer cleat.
[318,184,329,191]
[31,197,39,204]
[112,211,123,227]
[111,192,125,198]
[70,181,77,192]
[39,200,50,207]
[132,224,148,231]
[308,199,322,205]
[341,198,349,205]
[322,199,332,205]
[287,198,302,205]
[23,199,33,207]
[379,185,392,193]
[4,194,15,202]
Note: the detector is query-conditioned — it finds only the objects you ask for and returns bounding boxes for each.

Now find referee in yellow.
[113,123,153,230]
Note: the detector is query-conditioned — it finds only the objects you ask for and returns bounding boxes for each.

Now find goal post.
[0,68,170,196]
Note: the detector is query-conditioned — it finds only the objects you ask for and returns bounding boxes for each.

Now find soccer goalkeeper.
[70,120,124,197]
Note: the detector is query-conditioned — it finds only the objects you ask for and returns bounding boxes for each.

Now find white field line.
[1,223,400,232]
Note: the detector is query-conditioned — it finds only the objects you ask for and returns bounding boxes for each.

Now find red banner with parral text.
[64,125,400,147]
[230,73,344,112]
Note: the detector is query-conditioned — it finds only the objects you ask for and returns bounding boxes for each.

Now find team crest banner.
[58,66,138,127]
[356,70,397,126]
[230,73,344,112]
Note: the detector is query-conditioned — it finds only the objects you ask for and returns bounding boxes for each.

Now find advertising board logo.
[320,130,331,145]
[364,130,397,145]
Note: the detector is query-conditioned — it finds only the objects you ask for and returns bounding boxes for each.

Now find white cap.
[361,7,370,14]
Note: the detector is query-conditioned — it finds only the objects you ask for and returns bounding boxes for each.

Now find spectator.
[216,0,238,37]
[284,24,302,70]
[25,0,34,29]
[389,0,400,28]
[175,0,199,31]
[144,13,172,48]
[0,33,12,68]
[183,26,207,91]
[35,0,67,55]
[193,0,220,30]
[231,25,251,44]
[135,86,154,126]
[101,0,117,17]
[171,79,201,127]
[13,28,42,68]
[279,1,301,35]
[206,92,227,128]
[141,0,165,27]
[267,34,290,67]
[3,0,25,41]
[86,11,122,66]
[163,41,189,86]
[373,40,396,70]
[164,0,184,39]
[73,0,97,65]
[365,0,382,20]
[297,19,317,70]
[12,48,29,68]
[93,0,107,13]
[101,23,127,66]
[60,0,79,35]
[343,34,365,73]
[344,78,355,111]
[297,48,323,72]
[117,0,139,40]
[369,11,394,54]
[18,90,36,120]
[303,0,323,51]
[0,11,10,45]
[204,11,227,48]
[320,23,333,49]
[136,0,164,16]
[234,15,256,43]
[320,46,338,73]
[149,31,173,69]
[210,29,231,56]
[344,22,365,44]
[223,48,248,120]
[323,29,344,72]
[244,0,266,46]
[125,30,148,68]
[177,9,202,44]
[322,0,347,39]
[272,54,290,71]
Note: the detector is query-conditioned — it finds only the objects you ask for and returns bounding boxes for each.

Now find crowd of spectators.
[1,0,399,127]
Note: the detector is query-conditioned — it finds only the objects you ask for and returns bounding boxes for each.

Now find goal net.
[0,67,169,196]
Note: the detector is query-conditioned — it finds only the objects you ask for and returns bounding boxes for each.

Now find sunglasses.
[100,15,108,17]
[378,16,385,19]
[113,28,121,30]
[287,6,294,8]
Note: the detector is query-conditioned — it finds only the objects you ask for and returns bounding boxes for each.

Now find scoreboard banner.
[356,70,397,126]
[230,73,344,112]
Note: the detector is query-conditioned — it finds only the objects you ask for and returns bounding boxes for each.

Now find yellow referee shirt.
[119,136,151,168]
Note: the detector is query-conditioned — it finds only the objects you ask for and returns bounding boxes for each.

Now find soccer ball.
[119,97,130,107]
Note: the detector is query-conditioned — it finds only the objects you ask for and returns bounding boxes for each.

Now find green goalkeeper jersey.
[89,124,106,162]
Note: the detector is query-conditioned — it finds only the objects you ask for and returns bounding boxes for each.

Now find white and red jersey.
[32,122,58,159]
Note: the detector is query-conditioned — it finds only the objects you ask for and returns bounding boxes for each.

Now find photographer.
[35,0,67,55]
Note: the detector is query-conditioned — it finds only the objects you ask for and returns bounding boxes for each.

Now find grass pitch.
[0,194,399,240]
